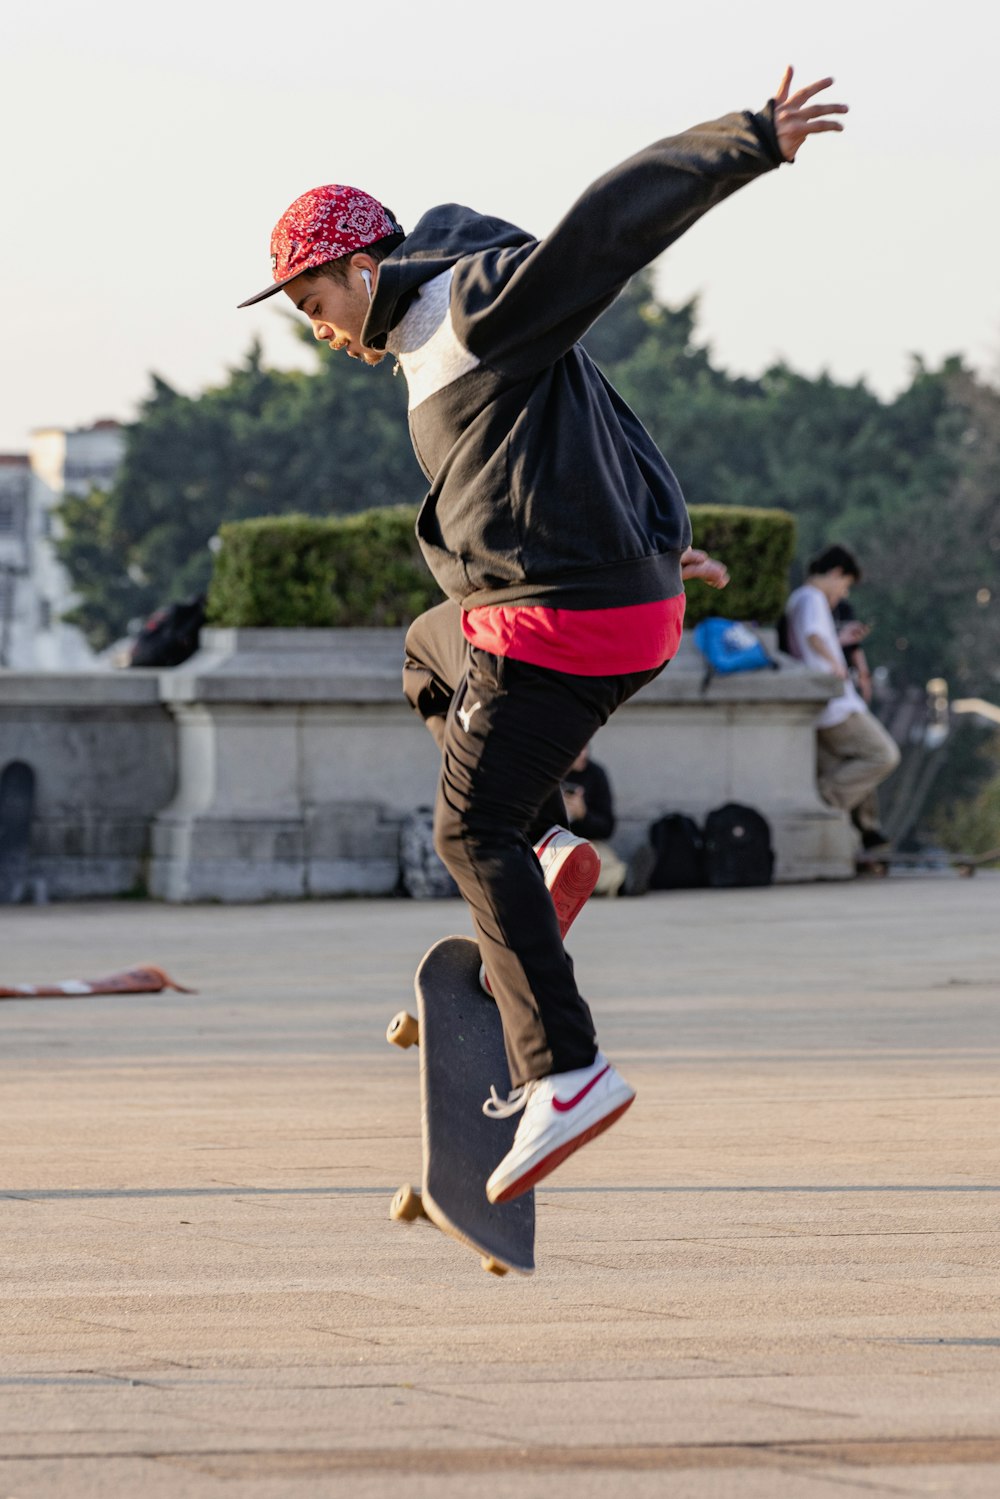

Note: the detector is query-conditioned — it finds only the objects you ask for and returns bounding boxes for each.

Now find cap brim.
[237,271,300,309]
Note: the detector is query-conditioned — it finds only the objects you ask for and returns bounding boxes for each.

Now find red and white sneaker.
[533,825,602,939]
[483,1051,635,1204]
[480,826,600,995]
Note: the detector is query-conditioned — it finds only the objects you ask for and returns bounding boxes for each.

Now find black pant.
[403,601,663,1087]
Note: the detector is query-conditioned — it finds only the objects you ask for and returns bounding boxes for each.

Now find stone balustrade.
[0,628,853,901]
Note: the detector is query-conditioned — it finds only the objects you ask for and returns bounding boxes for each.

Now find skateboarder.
[240,67,847,1204]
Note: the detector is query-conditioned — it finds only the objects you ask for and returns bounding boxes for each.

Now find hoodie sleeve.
[450,106,784,378]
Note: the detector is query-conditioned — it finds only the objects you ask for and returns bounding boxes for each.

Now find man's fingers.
[794,102,849,120]
[787,75,835,108]
[783,112,848,138]
[775,83,849,159]
[685,558,729,588]
[774,64,793,104]
[799,119,846,135]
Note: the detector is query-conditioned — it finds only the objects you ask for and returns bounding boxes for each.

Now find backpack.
[399,807,459,899]
[129,595,206,667]
[703,803,774,888]
[648,813,707,889]
[693,617,778,691]
[776,611,790,656]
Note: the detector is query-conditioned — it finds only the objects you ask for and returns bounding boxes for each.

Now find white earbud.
[360,269,373,299]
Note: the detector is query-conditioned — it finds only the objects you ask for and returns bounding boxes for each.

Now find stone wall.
[0,673,175,898]
[0,628,854,901]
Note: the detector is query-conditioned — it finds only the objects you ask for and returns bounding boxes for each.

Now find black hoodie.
[361,105,785,614]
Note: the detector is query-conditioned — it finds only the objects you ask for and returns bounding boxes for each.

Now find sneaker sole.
[548,841,602,938]
[487,1094,635,1204]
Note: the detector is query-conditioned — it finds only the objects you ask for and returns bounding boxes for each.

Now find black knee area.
[433,798,527,881]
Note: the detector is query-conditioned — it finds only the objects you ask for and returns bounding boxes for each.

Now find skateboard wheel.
[480,1256,509,1277]
[390,1184,428,1222]
[386,1010,419,1048]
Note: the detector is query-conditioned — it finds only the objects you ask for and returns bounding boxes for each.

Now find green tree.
[58,339,423,648]
[58,277,999,698]
[854,363,1000,693]
[594,305,998,694]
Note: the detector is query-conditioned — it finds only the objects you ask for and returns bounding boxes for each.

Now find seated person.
[784,545,899,850]
[562,743,628,896]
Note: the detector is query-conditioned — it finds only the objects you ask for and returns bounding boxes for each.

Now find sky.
[2,0,998,451]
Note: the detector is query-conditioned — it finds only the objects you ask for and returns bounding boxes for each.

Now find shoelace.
[482,1081,538,1119]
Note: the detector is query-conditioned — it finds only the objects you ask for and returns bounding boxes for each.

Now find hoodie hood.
[361,204,531,351]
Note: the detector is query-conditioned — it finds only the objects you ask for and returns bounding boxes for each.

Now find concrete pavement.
[1,877,999,1497]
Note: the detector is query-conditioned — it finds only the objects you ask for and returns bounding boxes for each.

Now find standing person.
[785,545,899,848]
[240,68,848,1204]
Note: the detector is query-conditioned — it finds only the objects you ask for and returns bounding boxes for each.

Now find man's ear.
[350,252,378,284]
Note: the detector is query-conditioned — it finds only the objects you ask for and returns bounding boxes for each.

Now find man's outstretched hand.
[773,68,848,161]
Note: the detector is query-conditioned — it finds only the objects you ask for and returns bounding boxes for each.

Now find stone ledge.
[0,671,165,705]
[2,628,855,900]
[158,627,843,707]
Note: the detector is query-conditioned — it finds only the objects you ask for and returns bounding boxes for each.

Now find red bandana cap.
[238,184,400,308]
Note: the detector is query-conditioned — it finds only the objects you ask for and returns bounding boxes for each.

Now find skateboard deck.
[387,935,535,1276]
[0,760,35,904]
[857,847,1000,878]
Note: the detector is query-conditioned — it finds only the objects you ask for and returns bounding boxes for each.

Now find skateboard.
[386,935,535,1277]
[856,847,1000,878]
[0,760,35,904]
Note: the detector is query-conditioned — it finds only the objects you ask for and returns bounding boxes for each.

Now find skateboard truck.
[389,1183,429,1222]
[388,1182,508,1275]
[386,1010,419,1048]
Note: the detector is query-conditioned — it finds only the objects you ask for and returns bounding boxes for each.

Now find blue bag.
[693,617,778,691]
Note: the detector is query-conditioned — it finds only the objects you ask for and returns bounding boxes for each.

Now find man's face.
[284,259,386,366]
[828,568,854,606]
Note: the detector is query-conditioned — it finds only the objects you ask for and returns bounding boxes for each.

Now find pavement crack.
[570,1301,690,1321]
[78,1367,167,1390]
[304,1325,385,1348]
[744,1398,861,1419]
[49,1313,136,1334]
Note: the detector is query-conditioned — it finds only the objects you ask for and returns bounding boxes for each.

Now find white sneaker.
[483,1052,635,1203]
[479,826,600,995]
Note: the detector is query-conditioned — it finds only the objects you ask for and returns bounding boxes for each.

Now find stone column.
[149,630,442,901]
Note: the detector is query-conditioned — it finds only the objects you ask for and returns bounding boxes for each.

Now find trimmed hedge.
[684,504,796,627]
[206,502,794,629]
[206,507,441,628]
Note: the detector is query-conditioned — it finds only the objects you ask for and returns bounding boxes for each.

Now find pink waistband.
[461,595,685,676]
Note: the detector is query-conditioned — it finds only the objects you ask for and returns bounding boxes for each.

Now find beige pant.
[592,840,628,897]
[816,711,900,824]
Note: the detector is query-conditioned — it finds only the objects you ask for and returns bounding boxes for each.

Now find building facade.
[0,455,32,669]
[2,420,125,670]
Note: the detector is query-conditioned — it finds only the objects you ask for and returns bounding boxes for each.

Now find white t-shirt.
[785,584,866,729]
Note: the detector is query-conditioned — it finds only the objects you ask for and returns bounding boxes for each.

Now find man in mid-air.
[240,68,848,1204]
